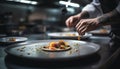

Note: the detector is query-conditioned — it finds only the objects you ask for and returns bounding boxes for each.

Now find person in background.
[66,0,120,51]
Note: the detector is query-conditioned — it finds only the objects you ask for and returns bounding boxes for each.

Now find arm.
[97,2,120,26]
[65,0,101,28]
[75,1,120,35]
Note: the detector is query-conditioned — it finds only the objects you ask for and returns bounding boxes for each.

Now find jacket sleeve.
[82,0,103,18]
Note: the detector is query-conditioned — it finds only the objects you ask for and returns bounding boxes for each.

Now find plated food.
[5,40,100,60]
[42,40,71,52]
[48,32,78,37]
[60,33,76,36]
[90,29,110,34]
[47,32,91,39]
[99,29,108,33]
[8,37,16,42]
[0,37,28,43]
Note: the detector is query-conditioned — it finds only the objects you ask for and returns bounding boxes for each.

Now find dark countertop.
[0,35,120,69]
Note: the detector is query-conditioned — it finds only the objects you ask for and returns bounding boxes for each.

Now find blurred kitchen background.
[0,0,92,36]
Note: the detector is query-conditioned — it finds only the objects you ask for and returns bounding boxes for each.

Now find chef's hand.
[75,18,100,35]
[65,15,80,28]
[65,11,89,28]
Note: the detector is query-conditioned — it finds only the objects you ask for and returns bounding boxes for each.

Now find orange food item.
[78,36,81,40]
[100,29,107,33]
[42,40,71,51]
[49,47,56,50]
[49,42,57,47]
[58,40,65,45]
[9,38,16,42]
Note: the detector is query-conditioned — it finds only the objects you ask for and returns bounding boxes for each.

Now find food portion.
[90,29,109,34]
[59,32,79,37]
[61,33,81,40]
[8,37,16,42]
[63,33,76,36]
[78,36,81,40]
[42,40,71,52]
[99,29,108,33]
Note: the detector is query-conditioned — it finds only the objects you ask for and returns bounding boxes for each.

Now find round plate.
[0,37,28,43]
[5,40,100,60]
[47,32,92,39]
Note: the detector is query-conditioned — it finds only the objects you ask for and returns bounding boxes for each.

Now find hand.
[75,18,100,35]
[65,11,89,28]
[65,15,80,28]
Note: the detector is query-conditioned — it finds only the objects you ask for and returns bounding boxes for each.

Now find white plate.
[47,32,92,39]
[0,37,28,43]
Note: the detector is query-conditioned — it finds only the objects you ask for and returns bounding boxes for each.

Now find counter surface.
[0,35,120,69]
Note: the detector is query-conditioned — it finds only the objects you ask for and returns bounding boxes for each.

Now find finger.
[78,20,90,35]
[66,18,72,27]
[78,26,86,35]
[76,25,86,35]
[69,19,74,27]
[76,20,87,31]
[76,23,83,31]
[75,19,83,28]
[81,25,89,35]
[67,18,78,28]
[75,20,84,35]
[76,19,87,29]
[72,19,79,27]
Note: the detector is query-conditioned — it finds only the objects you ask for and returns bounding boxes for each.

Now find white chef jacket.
[82,0,120,18]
